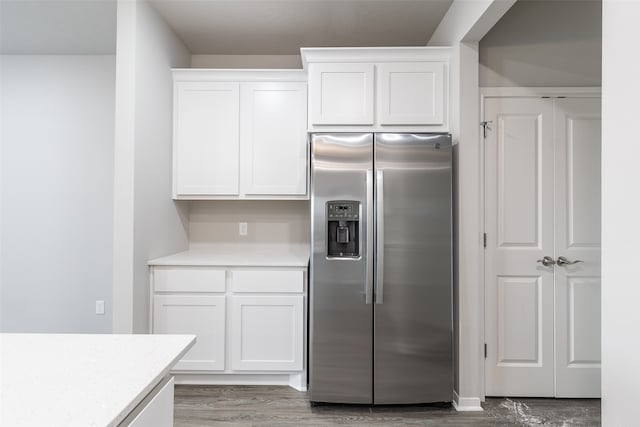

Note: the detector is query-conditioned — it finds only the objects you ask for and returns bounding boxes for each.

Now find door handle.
[556,256,583,266]
[536,256,556,267]
[375,170,384,304]
[365,170,373,304]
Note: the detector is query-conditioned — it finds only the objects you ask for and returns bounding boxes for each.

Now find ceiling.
[149,0,453,55]
[0,0,453,56]
[0,0,117,54]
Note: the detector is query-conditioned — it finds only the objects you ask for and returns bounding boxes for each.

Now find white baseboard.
[452,391,483,412]
[288,373,307,391]
[173,373,306,392]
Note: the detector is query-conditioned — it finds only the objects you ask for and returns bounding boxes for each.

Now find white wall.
[191,54,302,69]
[479,0,601,86]
[601,2,640,425]
[189,201,309,248]
[429,0,516,410]
[113,0,191,333]
[0,55,115,332]
[132,0,191,332]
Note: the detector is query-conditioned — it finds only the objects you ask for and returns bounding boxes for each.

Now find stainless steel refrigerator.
[309,133,453,405]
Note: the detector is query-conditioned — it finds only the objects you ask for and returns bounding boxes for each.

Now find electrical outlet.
[239,222,248,236]
[95,300,105,315]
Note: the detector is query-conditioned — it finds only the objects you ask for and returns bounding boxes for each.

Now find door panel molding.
[496,276,542,366]
[496,113,543,248]
[566,277,601,366]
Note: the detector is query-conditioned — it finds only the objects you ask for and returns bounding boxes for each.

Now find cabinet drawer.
[154,267,226,292]
[231,270,303,293]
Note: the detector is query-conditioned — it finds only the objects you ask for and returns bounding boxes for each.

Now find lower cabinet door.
[153,295,225,371]
[230,295,303,371]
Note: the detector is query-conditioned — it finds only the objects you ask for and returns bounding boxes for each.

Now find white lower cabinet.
[230,295,303,371]
[153,294,226,371]
[126,376,175,427]
[150,264,307,388]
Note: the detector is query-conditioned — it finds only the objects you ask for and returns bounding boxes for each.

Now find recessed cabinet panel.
[153,295,226,371]
[173,82,240,196]
[377,62,445,125]
[230,295,303,371]
[241,83,308,195]
[309,63,374,125]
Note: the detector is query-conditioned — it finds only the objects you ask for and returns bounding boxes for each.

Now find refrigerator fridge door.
[373,133,453,404]
[310,133,374,404]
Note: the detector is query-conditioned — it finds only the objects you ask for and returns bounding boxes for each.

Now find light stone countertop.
[148,244,310,267]
[0,333,195,427]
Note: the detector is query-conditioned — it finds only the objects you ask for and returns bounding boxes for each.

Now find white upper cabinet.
[376,62,445,125]
[172,70,308,200]
[302,47,450,132]
[173,81,240,196]
[241,82,307,196]
[309,63,374,125]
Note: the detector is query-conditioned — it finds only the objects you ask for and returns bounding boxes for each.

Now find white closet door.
[554,98,602,397]
[484,97,556,397]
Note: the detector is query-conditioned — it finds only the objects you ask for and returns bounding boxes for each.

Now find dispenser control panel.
[327,202,359,220]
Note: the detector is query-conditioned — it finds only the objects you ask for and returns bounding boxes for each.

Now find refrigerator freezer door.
[310,133,374,404]
[373,133,453,404]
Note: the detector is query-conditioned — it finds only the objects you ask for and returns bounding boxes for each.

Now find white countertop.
[0,333,195,427]
[148,244,310,267]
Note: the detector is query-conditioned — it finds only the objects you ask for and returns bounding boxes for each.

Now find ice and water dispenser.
[326,201,360,258]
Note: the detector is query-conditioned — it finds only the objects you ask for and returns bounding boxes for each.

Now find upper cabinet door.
[241,82,308,196]
[309,63,374,125]
[376,62,445,125]
[173,81,240,197]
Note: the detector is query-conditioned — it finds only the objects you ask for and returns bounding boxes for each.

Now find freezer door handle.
[365,170,374,304]
[376,170,384,305]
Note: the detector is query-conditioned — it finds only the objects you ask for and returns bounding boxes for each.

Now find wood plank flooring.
[174,385,600,426]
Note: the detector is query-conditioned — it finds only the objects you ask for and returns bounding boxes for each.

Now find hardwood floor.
[174,385,600,426]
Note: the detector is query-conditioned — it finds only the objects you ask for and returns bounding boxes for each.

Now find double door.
[310,133,453,404]
[484,96,601,397]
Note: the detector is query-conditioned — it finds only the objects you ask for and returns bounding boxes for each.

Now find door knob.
[556,256,583,266]
[536,256,556,267]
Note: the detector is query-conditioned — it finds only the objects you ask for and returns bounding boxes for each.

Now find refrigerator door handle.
[376,169,384,305]
[365,169,374,304]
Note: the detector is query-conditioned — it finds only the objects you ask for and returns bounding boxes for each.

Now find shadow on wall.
[479,0,602,87]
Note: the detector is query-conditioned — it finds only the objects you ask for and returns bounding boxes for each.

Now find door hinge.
[484,343,487,359]
[481,121,492,138]
[483,233,487,248]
